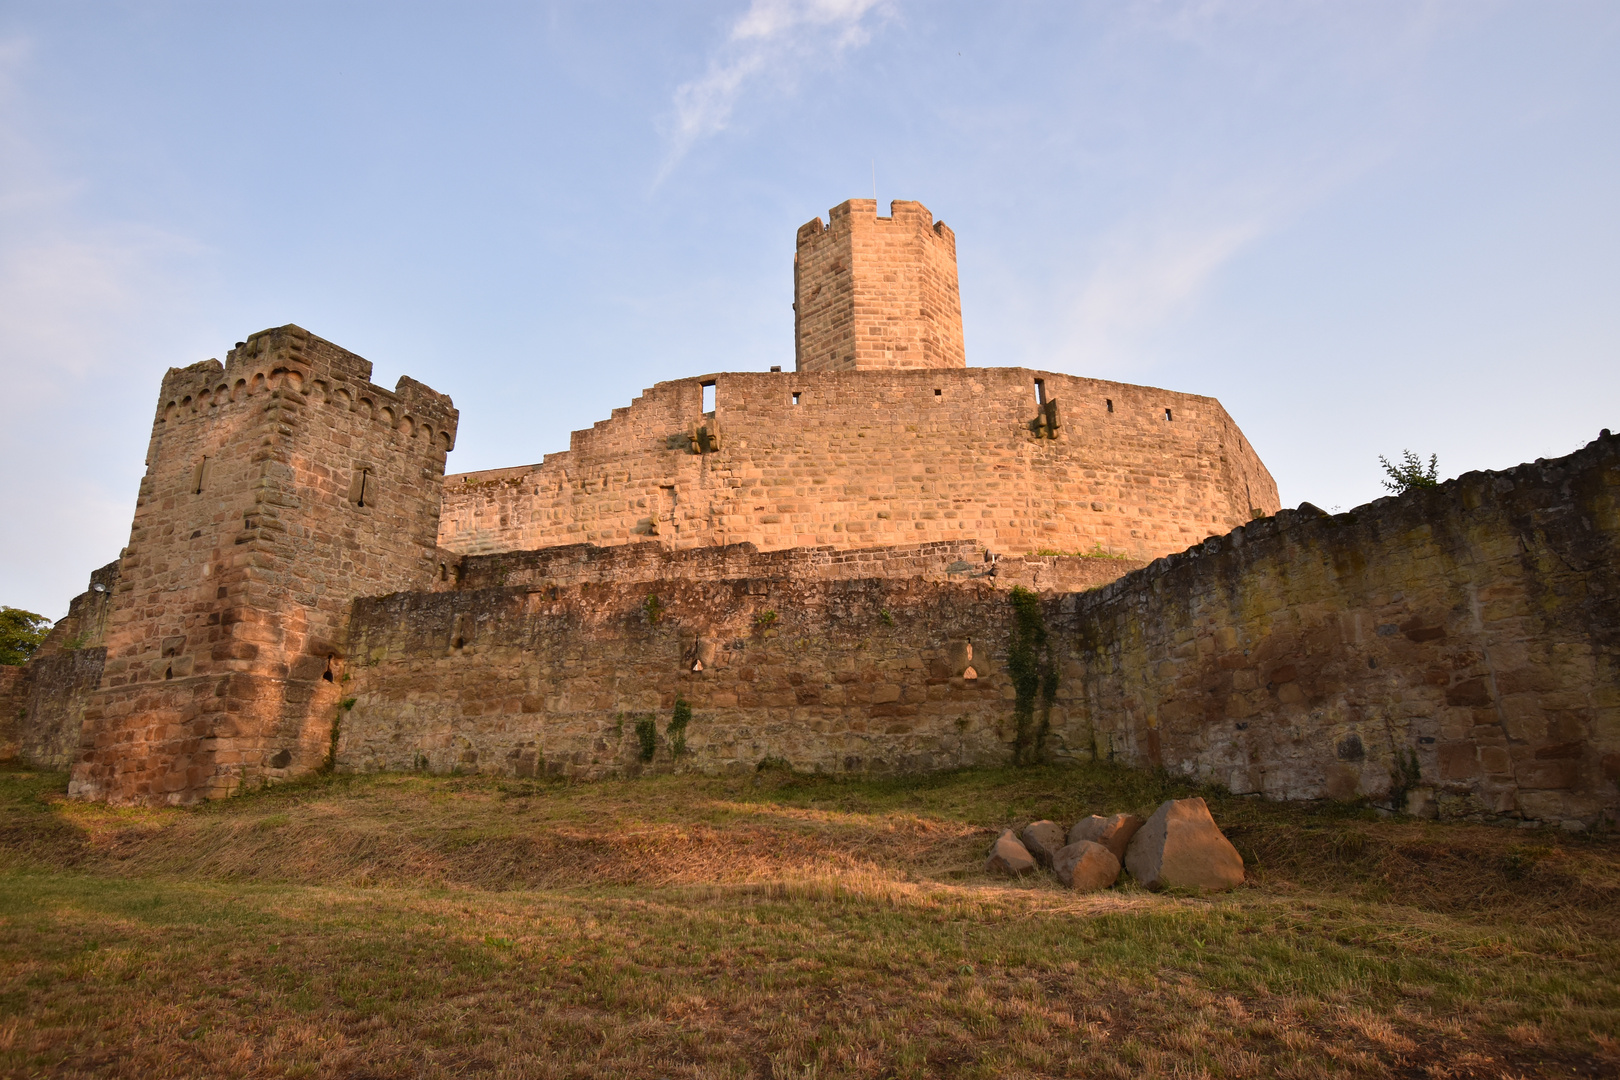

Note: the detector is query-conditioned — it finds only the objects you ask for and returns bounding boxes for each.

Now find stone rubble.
[987,800,1243,894]
[985,830,1037,876]
[1019,820,1068,867]
[1052,840,1121,891]
[1066,813,1144,862]
[1124,798,1246,893]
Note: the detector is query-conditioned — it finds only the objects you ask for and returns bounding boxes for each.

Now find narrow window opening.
[1164,408,1173,422]
[1034,379,1047,407]
[791,392,801,406]
[322,657,335,682]
[192,456,209,495]
[934,388,942,396]
[350,468,372,508]
[164,665,173,680]
[438,563,448,581]
[701,381,716,414]
[1106,398,1114,413]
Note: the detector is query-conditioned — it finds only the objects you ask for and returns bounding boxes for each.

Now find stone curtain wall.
[70,326,459,805]
[339,577,1073,779]
[440,539,1144,596]
[437,367,1278,564]
[1066,433,1620,828]
[348,433,1618,827]
[0,561,120,768]
[794,199,966,373]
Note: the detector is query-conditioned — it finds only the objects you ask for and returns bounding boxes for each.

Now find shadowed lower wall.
[1068,431,1619,828]
[338,433,1619,829]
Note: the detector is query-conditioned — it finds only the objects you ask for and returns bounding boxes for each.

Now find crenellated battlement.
[153,325,457,455]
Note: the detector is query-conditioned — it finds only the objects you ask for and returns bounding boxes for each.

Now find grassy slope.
[0,762,1616,1079]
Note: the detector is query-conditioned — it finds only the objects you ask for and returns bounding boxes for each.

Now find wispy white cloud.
[659,0,891,178]
[1065,215,1266,364]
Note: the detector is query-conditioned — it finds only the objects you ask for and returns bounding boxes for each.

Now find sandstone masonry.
[67,326,457,804]
[10,195,1609,828]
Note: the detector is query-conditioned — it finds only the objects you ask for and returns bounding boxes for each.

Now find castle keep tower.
[69,326,458,804]
[794,199,966,372]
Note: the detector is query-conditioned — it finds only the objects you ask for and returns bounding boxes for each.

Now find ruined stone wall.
[344,434,1617,828]
[0,561,120,769]
[437,367,1277,564]
[71,325,458,804]
[794,199,965,373]
[1067,433,1620,829]
[339,576,1072,779]
[439,538,1144,596]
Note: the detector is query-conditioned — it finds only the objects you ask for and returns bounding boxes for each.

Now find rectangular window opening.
[191,456,209,495]
[701,381,716,414]
[1106,398,1114,413]
[934,388,942,396]
[349,467,372,508]
[1034,379,1046,407]
[1164,408,1173,422]
[791,392,801,406]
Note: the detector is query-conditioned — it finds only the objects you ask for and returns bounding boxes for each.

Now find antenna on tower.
[872,160,877,210]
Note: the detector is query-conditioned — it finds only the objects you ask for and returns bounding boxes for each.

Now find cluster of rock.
[985,797,1245,893]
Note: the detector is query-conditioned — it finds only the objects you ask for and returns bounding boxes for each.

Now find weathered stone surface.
[986,830,1036,876]
[1053,840,1121,891]
[1019,820,1068,867]
[437,201,1276,566]
[796,199,965,373]
[1066,813,1144,862]
[1125,798,1244,893]
[437,360,1276,567]
[64,326,459,806]
[6,203,1615,836]
[1074,431,1620,828]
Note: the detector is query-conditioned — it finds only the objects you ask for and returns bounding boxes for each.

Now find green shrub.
[1379,450,1440,494]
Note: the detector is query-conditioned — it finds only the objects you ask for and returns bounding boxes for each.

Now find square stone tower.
[794,199,966,372]
[69,325,458,804]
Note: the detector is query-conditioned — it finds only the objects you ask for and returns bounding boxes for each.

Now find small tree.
[1379,450,1439,494]
[0,607,52,666]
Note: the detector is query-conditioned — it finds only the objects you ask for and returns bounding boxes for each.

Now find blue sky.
[2,1,1616,617]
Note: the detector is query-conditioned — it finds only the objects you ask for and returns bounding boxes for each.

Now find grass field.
[1,760,1617,1079]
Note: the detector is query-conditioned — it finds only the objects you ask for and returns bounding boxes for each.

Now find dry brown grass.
[1,762,1616,1078]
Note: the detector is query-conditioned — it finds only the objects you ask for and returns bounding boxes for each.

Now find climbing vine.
[667,697,692,759]
[635,715,658,762]
[1388,746,1423,810]
[1007,587,1058,765]
[321,697,357,774]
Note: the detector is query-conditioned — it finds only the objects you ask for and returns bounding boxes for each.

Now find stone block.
[985,830,1036,876]
[1052,840,1120,891]
[1066,813,1143,862]
[1018,820,1067,867]
[1124,797,1244,892]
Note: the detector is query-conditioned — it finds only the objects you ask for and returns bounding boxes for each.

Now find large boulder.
[985,830,1037,876]
[1124,797,1244,892]
[1019,820,1067,867]
[1066,813,1144,862]
[1052,840,1121,892]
